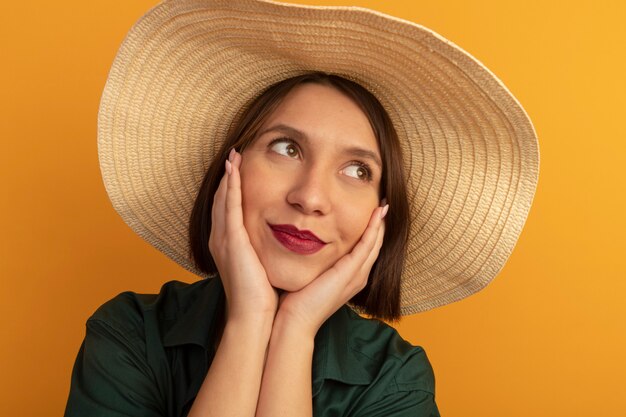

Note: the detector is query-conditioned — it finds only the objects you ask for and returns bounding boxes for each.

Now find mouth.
[268,223,327,255]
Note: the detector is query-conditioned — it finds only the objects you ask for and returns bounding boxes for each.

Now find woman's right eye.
[269,138,300,159]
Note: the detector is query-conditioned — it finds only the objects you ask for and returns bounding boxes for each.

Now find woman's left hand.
[276,203,388,337]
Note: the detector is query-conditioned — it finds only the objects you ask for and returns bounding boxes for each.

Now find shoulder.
[313,306,439,416]
[86,279,211,340]
[342,307,436,394]
[88,280,181,327]
[65,279,219,417]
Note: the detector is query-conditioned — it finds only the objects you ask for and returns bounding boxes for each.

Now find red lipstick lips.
[269,224,326,255]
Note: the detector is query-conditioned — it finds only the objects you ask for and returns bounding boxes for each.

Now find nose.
[286,168,332,216]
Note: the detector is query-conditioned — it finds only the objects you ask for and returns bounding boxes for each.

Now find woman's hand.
[191,149,277,417]
[209,149,279,322]
[276,203,388,337]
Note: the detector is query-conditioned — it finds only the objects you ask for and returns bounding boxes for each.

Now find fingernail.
[225,159,232,175]
[380,197,387,207]
[380,204,389,219]
[228,148,236,162]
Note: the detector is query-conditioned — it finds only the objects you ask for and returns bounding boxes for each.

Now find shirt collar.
[160,278,376,395]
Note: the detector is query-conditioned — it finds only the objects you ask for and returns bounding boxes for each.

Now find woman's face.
[239,83,383,292]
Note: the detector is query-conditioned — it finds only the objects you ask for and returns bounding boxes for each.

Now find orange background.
[1,0,625,416]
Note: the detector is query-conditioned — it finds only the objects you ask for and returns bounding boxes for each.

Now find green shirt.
[64,278,440,416]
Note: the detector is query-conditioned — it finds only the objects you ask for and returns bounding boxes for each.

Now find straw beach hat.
[98,0,540,314]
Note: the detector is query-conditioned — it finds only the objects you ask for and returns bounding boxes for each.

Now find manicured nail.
[380,204,389,219]
[381,197,387,207]
[225,159,232,175]
[228,148,236,162]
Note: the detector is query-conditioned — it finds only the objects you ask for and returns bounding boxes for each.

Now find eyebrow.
[258,123,383,169]
[343,147,383,170]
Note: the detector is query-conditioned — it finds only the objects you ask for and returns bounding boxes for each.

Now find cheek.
[239,161,284,234]
[337,202,377,249]
[240,180,260,213]
[239,159,268,211]
[239,164,261,230]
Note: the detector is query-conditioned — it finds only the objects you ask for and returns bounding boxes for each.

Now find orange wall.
[1,1,625,416]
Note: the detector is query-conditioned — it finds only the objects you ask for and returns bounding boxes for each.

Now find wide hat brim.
[98,0,540,315]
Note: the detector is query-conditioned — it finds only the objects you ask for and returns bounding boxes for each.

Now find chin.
[266,267,318,292]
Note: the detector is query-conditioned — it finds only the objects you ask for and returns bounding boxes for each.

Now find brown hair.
[189,72,409,321]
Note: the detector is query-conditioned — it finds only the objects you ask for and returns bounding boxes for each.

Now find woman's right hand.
[209,149,279,322]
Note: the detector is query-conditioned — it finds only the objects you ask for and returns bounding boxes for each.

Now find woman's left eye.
[269,139,300,158]
[342,163,372,181]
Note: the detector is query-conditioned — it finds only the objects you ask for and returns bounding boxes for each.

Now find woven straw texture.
[98,0,540,315]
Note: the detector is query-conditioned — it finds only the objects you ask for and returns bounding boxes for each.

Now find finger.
[210,163,229,238]
[362,216,386,269]
[232,148,243,169]
[351,209,385,289]
[321,205,383,288]
[225,151,244,236]
[348,205,385,262]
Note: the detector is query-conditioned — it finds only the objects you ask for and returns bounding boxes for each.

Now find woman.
[65,1,539,416]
